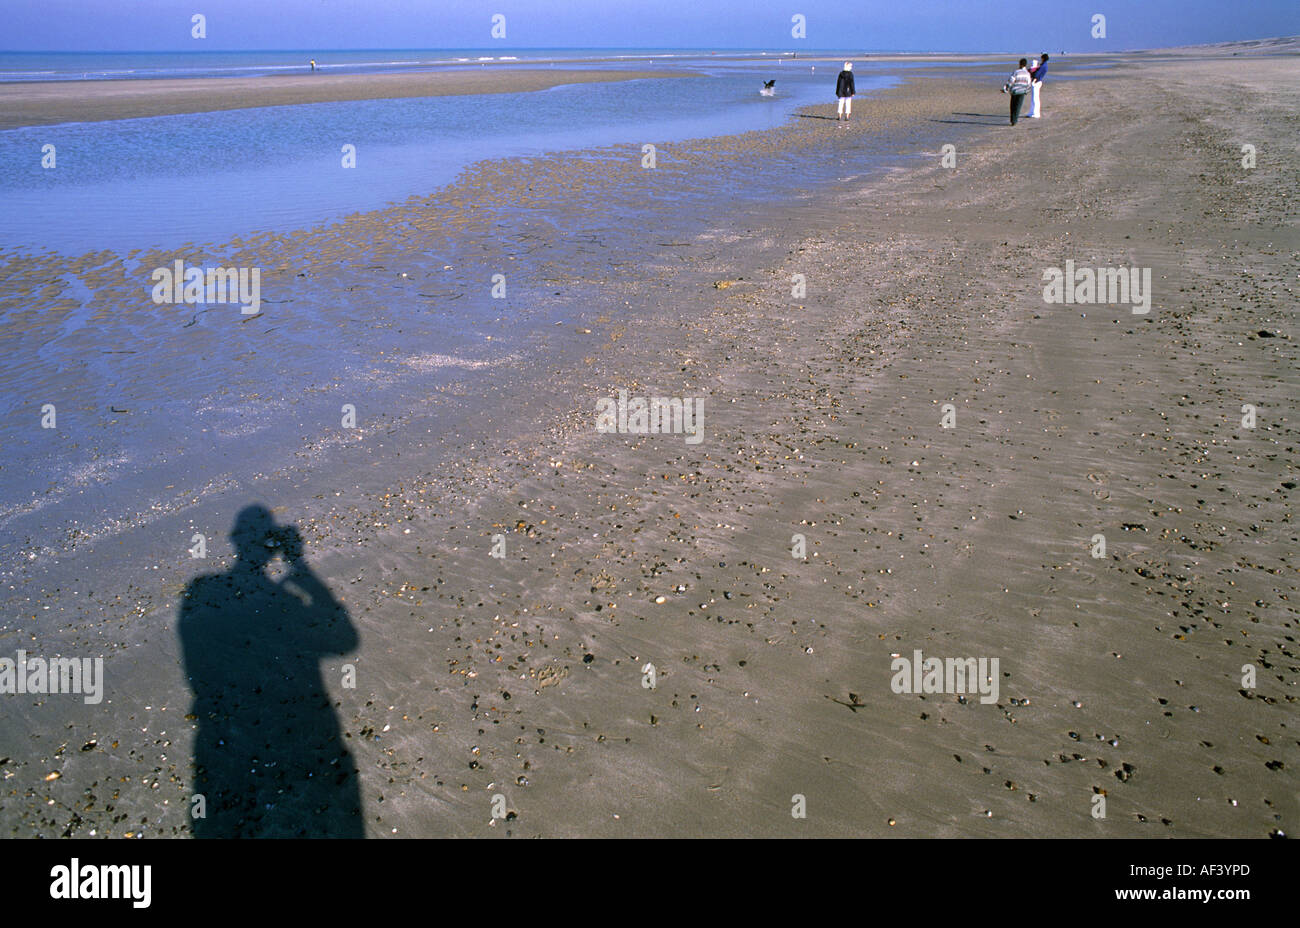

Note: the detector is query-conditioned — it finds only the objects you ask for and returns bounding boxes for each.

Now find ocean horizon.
[0,48,1010,83]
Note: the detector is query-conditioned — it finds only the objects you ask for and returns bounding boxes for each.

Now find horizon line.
[2,35,1296,55]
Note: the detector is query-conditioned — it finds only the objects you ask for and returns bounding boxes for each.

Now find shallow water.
[0,66,896,254]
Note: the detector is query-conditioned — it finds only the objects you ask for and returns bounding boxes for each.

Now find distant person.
[835,61,855,122]
[309,58,317,71]
[1027,53,1049,117]
[1003,58,1033,125]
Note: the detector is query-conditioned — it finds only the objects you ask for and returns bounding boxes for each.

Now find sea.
[0,48,955,253]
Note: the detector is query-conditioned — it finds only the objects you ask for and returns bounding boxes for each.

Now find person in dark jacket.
[836,62,855,121]
[1027,53,1048,117]
[1004,58,1032,125]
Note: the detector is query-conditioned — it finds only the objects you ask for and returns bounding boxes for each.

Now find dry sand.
[1,51,1295,838]
[0,67,680,130]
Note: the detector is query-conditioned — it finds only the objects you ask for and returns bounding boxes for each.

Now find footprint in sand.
[1087,472,1111,499]
[537,665,569,689]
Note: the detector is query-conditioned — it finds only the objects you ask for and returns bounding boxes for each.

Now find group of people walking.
[1004,53,1049,124]
[831,54,1049,128]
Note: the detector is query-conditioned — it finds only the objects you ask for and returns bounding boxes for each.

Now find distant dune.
[1138,34,1300,55]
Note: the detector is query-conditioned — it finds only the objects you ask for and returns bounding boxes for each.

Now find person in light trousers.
[1027,53,1049,118]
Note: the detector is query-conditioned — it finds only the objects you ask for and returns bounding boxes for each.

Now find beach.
[0,67,683,129]
[0,46,1296,838]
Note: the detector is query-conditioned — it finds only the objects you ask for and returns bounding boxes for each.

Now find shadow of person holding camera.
[180,504,362,837]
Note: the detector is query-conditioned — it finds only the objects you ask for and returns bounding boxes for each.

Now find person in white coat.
[1025,59,1039,117]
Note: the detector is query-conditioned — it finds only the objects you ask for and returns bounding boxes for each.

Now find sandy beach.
[0,45,1296,838]
[0,67,680,129]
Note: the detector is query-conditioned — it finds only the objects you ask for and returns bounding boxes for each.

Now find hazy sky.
[4,0,1297,52]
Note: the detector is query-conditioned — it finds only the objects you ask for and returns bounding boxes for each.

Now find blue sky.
[3,0,1297,52]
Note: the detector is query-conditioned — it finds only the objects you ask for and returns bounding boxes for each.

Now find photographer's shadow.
[180,504,362,838]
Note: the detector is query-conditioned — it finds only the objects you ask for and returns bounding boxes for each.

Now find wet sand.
[0,67,681,129]
[0,49,1296,837]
